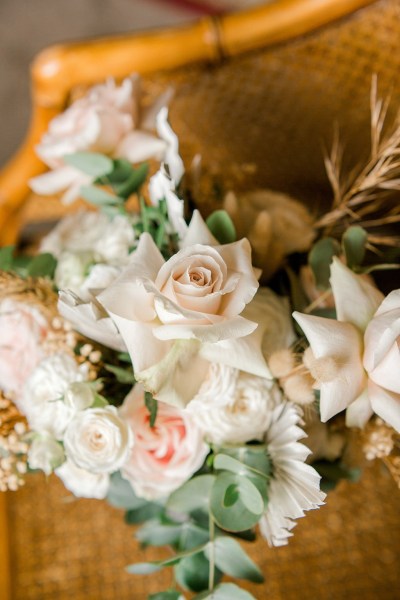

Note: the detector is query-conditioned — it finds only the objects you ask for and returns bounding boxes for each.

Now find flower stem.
[208,512,215,591]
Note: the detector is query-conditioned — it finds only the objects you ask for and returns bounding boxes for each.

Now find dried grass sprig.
[316,76,400,247]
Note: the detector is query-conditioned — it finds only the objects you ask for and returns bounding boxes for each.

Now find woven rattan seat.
[1,1,400,597]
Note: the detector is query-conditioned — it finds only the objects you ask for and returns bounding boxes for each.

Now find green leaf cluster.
[0,246,57,279]
[206,211,236,244]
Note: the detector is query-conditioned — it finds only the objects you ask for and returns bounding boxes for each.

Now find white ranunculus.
[120,385,208,500]
[41,211,135,266]
[54,251,94,295]
[56,459,110,499]
[63,406,133,474]
[18,353,88,439]
[98,211,265,407]
[28,434,65,475]
[30,76,170,204]
[187,367,283,445]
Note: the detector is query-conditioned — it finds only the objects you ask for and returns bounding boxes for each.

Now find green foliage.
[175,552,222,592]
[167,475,216,514]
[107,472,145,510]
[206,537,264,583]
[210,472,264,532]
[309,237,341,289]
[26,253,57,278]
[313,459,361,492]
[125,502,164,524]
[103,363,135,385]
[115,162,149,198]
[145,391,158,427]
[149,591,185,600]
[64,152,114,177]
[0,246,14,271]
[342,226,367,268]
[206,211,236,244]
[193,583,256,600]
[80,185,123,207]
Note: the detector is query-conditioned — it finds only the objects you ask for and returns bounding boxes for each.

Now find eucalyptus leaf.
[210,472,263,532]
[175,552,221,593]
[342,226,367,268]
[126,562,162,575]
[80,185,123,206]
[178,522,210,551]
[167,475,216,514]
[106,159,133,184]
[107,471,146,510]
[193,583,256,600]
[217,447,271,479]
[207,537,264,583]
[27,253,57,278]
[136,521,183,546]
[64,152,113,177]
[125,502,164,524]
[206,210,236,244]
[309,237,341,289]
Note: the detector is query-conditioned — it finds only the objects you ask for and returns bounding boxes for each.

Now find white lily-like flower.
[294,258,400,432]
[259,402,326,546]
[149,164,188,240]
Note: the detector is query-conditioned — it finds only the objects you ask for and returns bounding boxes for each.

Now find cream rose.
[63,406,133,474]
[119,385,209,500]
[0,298,48,396]
[29,76,170,204]
[363,290,400,396]
[56,459,110,499]
[98,211,263,406]
[187,366,283,445]
[18,353,88,439]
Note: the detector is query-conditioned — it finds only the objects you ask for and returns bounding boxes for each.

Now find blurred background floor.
[0,0,264,168]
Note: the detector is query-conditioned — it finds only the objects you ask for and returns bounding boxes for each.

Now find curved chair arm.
[0,0,376,243]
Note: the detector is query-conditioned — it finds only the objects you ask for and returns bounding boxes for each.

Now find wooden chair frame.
[0,1,377,596]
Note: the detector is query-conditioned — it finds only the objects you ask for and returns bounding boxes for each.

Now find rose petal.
[154,314,258,343]
[330,258,384,331]
[181,210,219,248]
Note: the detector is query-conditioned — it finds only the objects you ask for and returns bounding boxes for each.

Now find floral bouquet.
[1,74,399,600]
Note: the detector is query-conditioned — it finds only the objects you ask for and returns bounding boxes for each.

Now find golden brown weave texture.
[7,462,400,599]
[137,0,400,215]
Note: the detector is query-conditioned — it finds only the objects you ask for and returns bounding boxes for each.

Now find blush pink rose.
[119,385,209,500]
[0,299,49,396]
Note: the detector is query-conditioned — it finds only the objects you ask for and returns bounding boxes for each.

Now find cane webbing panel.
[7,462,400,599]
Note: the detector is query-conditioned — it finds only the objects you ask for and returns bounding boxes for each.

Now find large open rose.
[98,211,264,406]
[119,385,208,500]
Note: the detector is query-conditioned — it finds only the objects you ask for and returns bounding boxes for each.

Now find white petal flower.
[187,366,283,444]
[259,403,326,546]
[63,406,133,474]
[18,353,88,439]
[56,459,110,499]
[28,434,65,475]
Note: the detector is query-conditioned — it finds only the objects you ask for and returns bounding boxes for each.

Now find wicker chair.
[1,1,400,598]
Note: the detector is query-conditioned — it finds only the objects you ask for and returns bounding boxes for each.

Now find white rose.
[63,382,96,411]
[98,211,263,406]
[29,76,169,204]
[54,251,93,295]
[363,289,400,396]
[19,353,88,439]
[120,385,208,500]
[28,434,65,475]
[56,459,110,499]
[187,367,283,445]
[63,406,133,474]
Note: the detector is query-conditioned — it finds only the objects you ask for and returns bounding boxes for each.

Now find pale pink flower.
[0,299,48,396]
[119,385,209,500]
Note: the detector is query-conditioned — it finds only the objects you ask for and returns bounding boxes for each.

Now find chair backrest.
[2,0,397,243]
